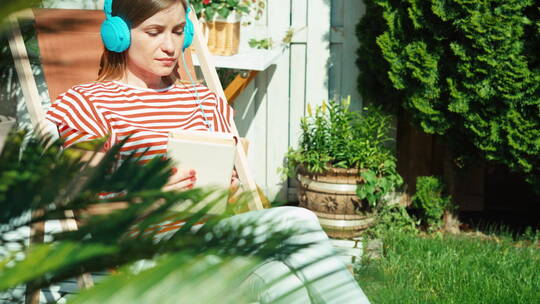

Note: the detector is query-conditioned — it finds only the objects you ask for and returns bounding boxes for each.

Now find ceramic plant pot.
[297,166,375,239]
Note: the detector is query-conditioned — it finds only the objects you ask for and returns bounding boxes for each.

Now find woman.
[46,0,370,303]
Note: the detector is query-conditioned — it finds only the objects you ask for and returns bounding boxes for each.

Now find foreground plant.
[0,131,308,303]
[0,0,41,26]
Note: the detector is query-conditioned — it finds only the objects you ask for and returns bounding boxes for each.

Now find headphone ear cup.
[101,16,131,53]
[183,19,194,51]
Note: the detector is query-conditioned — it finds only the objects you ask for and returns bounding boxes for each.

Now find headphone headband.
[104,0,189,18]
[101,0,193,53]
[103,0,113,17]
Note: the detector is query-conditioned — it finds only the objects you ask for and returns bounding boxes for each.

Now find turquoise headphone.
[100,0,194,53]
[101,0,210,130]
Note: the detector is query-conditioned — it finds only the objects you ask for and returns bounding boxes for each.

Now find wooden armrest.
[240,137,249,155]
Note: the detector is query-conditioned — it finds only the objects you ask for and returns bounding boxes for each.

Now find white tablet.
[167,130,236,214]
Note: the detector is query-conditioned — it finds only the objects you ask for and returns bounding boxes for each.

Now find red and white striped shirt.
[46,81,233,162]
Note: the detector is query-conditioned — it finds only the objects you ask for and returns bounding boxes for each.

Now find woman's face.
[126,2,185,80]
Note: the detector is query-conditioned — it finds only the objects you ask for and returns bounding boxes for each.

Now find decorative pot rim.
[296,164,367,186]
[297,174,359,193]
[297,164,365,176]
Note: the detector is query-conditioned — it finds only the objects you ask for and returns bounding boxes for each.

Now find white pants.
[218,207,371,304]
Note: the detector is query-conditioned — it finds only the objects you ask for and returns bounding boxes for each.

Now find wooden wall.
[397,113,486,211]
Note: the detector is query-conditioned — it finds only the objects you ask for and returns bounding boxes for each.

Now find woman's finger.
[164,168,197,190]
[229,176,241,199]
[166,168,195,185]
[163,178,195,191]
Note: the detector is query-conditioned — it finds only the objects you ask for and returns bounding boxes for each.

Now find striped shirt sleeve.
[46,87,107,147]
[213,93,233,133]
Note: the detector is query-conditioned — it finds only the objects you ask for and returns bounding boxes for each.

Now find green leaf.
[0,242,116,291]
[362,170,377,183]
[226,0,238,7]
[69,255,260,304]
[204,7,216,20]
[217,7,230,19]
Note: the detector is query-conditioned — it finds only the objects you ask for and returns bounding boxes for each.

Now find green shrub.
[285,97,403,207]
[412,176,453,231]
[367,203,419,237]
[356,162,402,208]
[356,0,540,187]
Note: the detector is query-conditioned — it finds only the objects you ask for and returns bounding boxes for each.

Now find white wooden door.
[234,0,365,202]
[329,0,364,110]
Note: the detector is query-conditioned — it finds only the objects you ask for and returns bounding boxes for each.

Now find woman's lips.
[156,58,176,66]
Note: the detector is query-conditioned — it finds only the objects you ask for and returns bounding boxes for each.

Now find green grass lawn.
[355,232,540,304]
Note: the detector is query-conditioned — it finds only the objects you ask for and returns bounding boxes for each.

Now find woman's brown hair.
[97,0,187,82]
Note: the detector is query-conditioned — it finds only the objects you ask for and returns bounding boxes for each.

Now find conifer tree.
[357,0,540,186]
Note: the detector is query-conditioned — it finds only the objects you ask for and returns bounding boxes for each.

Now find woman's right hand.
[163,168,197,192]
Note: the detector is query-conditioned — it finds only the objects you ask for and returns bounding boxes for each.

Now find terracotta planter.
[0,116,15,154]
[297,166,375,239]
[201,13,241,56]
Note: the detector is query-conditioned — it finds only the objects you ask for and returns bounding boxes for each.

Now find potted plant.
[284,97,403,238]
[192,0,265,56]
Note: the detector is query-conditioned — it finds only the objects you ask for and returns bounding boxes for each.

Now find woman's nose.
[160,34,176,54]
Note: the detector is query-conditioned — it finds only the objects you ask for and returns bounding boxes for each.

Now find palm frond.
[0,1,42,25]
[0,130,313,303]
[70,254,260,304]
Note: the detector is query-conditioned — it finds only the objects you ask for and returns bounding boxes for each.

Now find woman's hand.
[229,169,241,201]
[163,168,197,192]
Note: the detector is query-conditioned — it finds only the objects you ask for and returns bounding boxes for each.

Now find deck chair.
[8,7,266,304]
[8,7,264,210]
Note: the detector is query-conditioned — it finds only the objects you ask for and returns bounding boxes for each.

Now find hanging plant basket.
[201,12,241,56]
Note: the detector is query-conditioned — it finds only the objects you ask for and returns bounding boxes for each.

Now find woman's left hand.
[163,168,197,192]
[229,169,241,200]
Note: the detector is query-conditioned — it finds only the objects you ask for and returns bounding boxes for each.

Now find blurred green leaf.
[70,254,259,304]
[0,130,309,303]
[0,242,116,291]
[0,0,42,25]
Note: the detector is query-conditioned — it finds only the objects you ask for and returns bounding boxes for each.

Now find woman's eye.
[146,31,159,37]
[174,30,184,35]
